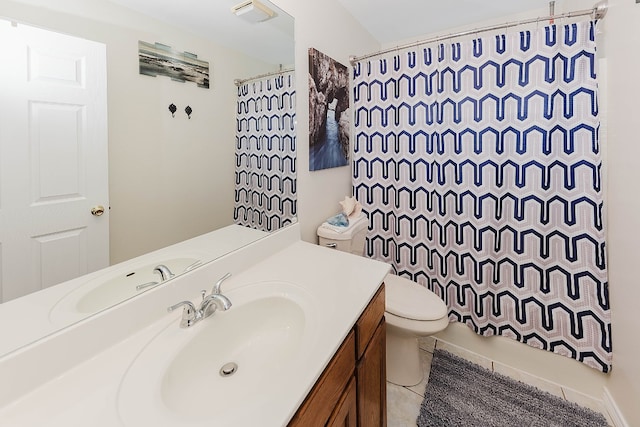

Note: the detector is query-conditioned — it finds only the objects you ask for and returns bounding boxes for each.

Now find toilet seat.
[385,311,450,336]
[384,274,448,321]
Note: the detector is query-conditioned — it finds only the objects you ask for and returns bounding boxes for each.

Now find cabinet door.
[288,332,355,426]
[327,376,357,427]
[356,320,386,427]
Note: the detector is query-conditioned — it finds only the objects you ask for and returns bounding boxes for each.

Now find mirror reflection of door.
[0,21,109,302]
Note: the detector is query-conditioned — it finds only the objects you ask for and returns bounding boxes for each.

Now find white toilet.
[317,216,449,386]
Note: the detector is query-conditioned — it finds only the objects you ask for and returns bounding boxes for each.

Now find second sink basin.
[49,257,201,323]
[117,281,318,427]
[75,258,201,313]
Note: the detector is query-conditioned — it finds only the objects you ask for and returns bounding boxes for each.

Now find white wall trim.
[603,387,629,427]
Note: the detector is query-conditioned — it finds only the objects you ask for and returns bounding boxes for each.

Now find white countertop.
[0,226,390,426]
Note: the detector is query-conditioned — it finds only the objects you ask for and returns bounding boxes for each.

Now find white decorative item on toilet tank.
[318,215,449,386]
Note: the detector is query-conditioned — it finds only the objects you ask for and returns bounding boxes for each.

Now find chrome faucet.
[153,264,175,281]
[167,272,233,328]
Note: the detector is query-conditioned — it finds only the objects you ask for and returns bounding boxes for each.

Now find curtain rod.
[234,67,295,86]
[348,1,607,65]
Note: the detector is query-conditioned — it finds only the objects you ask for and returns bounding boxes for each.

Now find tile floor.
[386,337,613,427]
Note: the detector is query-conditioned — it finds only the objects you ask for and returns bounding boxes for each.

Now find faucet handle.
[167,301,198,328]
[212,272,232,295]
[167,300,196,313]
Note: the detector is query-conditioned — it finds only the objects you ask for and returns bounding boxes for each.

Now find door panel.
[31,102,84,201]
[34,228,87,289]
[0,21,108,302]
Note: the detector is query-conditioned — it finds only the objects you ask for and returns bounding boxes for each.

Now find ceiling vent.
[231,0,275,23]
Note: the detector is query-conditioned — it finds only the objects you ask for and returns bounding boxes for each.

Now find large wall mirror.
[0,0,295,356]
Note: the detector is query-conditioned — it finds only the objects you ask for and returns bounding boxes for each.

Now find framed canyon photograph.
[308,48,349,171]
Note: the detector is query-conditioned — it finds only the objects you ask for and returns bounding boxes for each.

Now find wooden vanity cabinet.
[289,285,386,427]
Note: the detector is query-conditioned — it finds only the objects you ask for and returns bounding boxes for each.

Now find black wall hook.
[185,105,193,119]
[168,103,177,117]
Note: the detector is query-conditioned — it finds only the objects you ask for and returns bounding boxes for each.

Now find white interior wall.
[601,0,640,425]
[269,0,381,243]
[0,0,275,264]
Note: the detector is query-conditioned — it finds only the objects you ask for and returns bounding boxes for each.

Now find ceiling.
[335,0,569,45]
[106,0,295,65]
[15,0,594,65]
[97,0,574,60]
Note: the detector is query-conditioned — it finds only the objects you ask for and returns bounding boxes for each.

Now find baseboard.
[603,387,630,427]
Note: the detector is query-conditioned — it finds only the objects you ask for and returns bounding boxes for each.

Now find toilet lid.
[384,274,448,321]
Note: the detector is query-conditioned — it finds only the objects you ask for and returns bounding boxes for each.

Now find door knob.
[91,205,105,216]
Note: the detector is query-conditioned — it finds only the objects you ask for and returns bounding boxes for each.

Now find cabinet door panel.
[327,376,357,427]
[356,286,385,359]
[357,320,386,427]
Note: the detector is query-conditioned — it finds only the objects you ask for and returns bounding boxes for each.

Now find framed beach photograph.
[308,48,350,171]
[138,41,210,89]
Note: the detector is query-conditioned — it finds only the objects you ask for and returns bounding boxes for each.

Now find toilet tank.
[317,216,368,256]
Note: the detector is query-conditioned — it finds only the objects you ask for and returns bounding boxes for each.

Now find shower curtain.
[234,71,296,232]
[352,21,611,372]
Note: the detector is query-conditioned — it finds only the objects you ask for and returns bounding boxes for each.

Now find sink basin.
[117,281,318,427]
[49,257,201,321]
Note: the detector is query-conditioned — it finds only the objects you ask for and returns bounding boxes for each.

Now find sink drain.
[219,362,238,377]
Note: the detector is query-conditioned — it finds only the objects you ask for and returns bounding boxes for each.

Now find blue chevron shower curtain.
[234,71,297,232]
[352,21,611,372]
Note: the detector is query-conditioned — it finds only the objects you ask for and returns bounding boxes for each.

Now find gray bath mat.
[417,350,608,427]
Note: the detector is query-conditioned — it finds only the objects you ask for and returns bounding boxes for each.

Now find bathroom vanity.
[0,224,390,426]
[289,285,386,426]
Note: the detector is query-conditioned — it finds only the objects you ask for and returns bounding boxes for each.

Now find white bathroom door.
[0,21,109,302]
